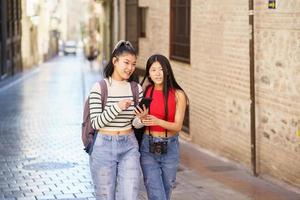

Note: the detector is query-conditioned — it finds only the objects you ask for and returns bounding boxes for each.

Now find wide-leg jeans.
[140,133,179,200]
[90,132,141,200]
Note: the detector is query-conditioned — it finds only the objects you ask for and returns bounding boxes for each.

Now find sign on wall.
[268,0,276,9]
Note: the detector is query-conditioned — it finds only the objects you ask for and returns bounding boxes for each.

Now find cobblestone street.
[0,55,299,200]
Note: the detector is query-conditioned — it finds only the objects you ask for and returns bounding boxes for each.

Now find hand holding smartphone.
[138,97,152,109]
[135,97,152,120]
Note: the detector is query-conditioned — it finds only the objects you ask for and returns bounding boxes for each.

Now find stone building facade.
[254,0,300,188]
[21,0,60,69]
[110,0,300,188]
[21,0,90,70]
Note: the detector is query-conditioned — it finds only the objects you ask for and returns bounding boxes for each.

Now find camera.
[149,137,168,155]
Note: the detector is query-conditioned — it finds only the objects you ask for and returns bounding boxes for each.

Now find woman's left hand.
[142,115,161,126]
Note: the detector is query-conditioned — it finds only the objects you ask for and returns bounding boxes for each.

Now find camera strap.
[147,85,168,138]
[147,85,155,137]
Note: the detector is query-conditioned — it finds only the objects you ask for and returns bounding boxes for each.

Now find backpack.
[81,79,139,153]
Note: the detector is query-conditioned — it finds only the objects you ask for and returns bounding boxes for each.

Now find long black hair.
[103,40,138,82]
[141,54,186,120]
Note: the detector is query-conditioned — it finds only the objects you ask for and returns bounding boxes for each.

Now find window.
[170,0,190,63]
[138,7,147,38]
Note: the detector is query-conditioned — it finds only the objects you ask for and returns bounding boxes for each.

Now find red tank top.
[145,87,176,132]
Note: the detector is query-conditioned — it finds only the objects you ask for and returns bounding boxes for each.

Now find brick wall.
[135,0,300,188]
[255,0,300,186]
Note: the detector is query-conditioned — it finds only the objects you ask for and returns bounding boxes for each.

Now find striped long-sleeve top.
[89,78,143,131]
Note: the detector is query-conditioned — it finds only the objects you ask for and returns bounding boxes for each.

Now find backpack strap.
[99,79,108,112]
[101,80,138,110]
[130,81,139,107]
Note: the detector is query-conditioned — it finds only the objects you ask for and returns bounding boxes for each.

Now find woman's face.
[149,61,164,86]
[112,53,136,81]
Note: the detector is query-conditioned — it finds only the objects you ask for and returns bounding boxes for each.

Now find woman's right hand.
[134,105,148,120]
[117,99,133,110]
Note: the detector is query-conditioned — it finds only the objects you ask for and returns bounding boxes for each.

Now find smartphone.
[138,97,152,109]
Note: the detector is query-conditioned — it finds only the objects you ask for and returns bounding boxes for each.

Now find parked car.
[63,40,77,55]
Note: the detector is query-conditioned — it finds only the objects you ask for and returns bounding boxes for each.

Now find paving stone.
[44,190,63,196]
[73,193,94,198]
[11,190,28,196]
[2,187,20,193]
[0,198,15,200]
[4,192,24,198]
[35,194,56,200]
[0,184,11,191]
[54,193,75,199]
[22,192,38,197]
[16,197,34,200]
[78,188,94,194]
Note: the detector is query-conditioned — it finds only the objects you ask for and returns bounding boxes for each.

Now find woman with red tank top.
[135,54,188,200]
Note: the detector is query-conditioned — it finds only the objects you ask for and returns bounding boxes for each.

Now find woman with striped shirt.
[88,40,145,200]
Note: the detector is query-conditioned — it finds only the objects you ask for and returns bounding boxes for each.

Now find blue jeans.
[89,132,141,200]
[140,133,179,200]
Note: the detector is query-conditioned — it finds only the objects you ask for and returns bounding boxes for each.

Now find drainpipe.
[249,0,257,176]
